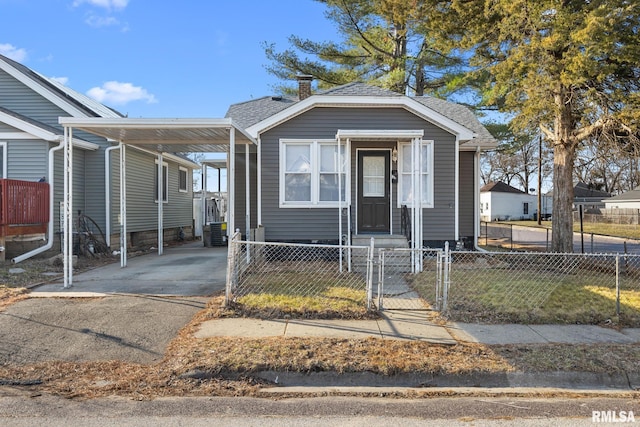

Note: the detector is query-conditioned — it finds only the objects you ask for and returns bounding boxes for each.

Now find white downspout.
[454,137,460,242]
[120,142,127,267]
[104,145,119,250]
[11,138,65,264]
[473,146,487,252]
[257,137,262,226]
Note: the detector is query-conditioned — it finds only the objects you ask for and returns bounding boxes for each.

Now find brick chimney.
[297,75,313,100]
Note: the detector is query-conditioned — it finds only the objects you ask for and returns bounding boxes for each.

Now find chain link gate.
[377,248,444,311]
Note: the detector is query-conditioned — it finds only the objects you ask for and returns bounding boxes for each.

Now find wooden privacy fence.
[0,179,50,238]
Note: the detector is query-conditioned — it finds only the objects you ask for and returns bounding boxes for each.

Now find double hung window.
[398,140,433,208]
[280,140,347,207]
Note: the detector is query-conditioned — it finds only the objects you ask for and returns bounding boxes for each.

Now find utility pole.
[537,135,542,226]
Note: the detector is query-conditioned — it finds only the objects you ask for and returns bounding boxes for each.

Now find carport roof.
[58,117,256,153]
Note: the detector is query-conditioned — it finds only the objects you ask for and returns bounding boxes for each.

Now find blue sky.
[1,0,335,118]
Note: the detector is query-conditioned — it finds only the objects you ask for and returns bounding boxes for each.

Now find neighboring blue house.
[0,54,197,261]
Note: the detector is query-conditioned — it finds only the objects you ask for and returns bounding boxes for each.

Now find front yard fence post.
[224,231,240,306]
[378,249,385,310]
[366,237,375,310]
[442,241,450,312]
[616,254,621,316]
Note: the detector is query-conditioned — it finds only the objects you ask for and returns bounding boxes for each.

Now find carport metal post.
[157,153,164,255]
[120,142,128,267]
[228,127,235,241]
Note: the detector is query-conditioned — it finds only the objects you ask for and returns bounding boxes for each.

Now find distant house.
[0,54,198,261]
[604,186,640,209]
[480,181,537,221]
[543,182,612,216]
[573,182,611,210]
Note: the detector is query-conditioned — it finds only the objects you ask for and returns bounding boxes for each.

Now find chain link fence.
[377,248,443,310]
[225,234,373,313]
[225,233,640,325]
[443,251,640,325]
[480,221,640,254]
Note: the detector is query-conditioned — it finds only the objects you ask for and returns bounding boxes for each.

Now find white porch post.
[157,153,164,255]
[411,137,423,273]
[202,163,207,228]
[120,142,127,267]
[338,135,342,272]
[245,144,250,240]
[228,127,235,238]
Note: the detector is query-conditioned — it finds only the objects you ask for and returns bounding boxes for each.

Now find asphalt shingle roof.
[0,53,123,119]
[0,105,64,136]
[481,181,527,194]
[225,82,495,145]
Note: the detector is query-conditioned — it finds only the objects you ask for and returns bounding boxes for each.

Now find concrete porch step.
[351,234,409,249]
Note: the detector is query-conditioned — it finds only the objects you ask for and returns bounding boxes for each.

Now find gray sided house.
[0,54,197,261]
[226,81,496,249]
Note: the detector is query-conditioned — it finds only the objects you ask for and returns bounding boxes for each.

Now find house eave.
[0,57,91,118]
[0,109,98,150]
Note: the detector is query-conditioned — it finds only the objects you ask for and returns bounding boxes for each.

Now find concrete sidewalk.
[195,310,640,345]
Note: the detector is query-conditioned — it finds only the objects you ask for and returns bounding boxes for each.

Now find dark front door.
[358,151,390,233]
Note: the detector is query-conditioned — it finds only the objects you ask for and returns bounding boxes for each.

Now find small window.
[179,167,188,192]
[523,202,529,215]
[155,161,168,203]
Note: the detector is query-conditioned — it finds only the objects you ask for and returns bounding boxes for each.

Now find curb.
[181,369,638,391]
[252,371,638,390]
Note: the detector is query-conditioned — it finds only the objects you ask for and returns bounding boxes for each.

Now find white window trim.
[178,166,188,193]
[279,139,350,208]
[397,140,434,208]
[154,159,169,203]
[0,142,6,178]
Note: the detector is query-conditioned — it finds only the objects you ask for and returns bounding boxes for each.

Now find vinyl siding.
[6,140,48,180]
[120,147,193,233]
[233,144,258,236]
[257,106,457,242]
[0,69,72,128]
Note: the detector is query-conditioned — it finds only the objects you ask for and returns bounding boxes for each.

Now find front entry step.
[351,234,409,249]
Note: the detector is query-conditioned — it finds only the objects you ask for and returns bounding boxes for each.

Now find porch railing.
[0,179,50,237]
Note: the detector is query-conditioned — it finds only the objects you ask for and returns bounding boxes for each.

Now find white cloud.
[73,0,129,11]
[85,14,119,27]
[50,76,69,85]
[87,81,157,105]
[0,43,27,62]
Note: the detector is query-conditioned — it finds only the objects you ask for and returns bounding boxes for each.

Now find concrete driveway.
[1,241,227,365]
[33,241,228,296]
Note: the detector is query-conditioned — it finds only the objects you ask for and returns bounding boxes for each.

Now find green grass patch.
[231,267,371,319]
[505,220,640,240]
[411,265,640,326]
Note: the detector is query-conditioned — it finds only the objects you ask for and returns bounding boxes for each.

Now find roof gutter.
[12,138,65,263]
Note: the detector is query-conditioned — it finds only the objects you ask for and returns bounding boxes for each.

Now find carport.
[58,118,257,288]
